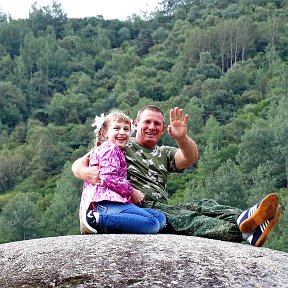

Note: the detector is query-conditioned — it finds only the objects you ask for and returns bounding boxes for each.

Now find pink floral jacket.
[79,141,133,218]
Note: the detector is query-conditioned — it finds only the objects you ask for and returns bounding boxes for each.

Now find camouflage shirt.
[125,138,180,204]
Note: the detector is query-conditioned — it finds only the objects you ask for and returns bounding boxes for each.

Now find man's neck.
[134,138,156,150]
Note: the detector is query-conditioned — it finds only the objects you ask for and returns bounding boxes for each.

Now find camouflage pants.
[144,199,243,243]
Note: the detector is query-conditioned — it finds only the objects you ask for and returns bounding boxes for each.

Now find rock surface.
[0,234,287,287]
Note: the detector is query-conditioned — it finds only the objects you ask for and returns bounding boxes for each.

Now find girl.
[79,110,166,234]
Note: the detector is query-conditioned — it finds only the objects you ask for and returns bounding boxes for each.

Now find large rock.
[0,234,287,287]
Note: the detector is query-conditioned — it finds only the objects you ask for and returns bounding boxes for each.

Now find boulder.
[0,234,287,287]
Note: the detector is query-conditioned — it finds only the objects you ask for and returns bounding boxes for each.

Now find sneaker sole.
[240,193,279,233]
[255,205,282,247]
[80,212,98,234]
[80,221,97,235]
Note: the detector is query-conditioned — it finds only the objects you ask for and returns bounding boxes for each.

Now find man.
[72,105,281,247]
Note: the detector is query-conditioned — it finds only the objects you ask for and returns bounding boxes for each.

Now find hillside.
[0,0,287,251]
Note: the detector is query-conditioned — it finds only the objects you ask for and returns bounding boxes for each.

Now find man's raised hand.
[167,107,189,141]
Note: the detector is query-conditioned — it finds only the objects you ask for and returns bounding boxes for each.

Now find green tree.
[19,32,39,79]
[25,120,72,183]
[237,119,274,176]
[28,0,67,39]
[0,81,26,128]
[0,19,29,58]
[41,162,82,236]
[47,92,91,125]
[224,63,248,95]
[117,26,131,43]
[269,97,288,188]
[0,54,15,81]
[200,78,236,123]
[247,164,278,206]
[202,115,224,149]
[193,52,222,80]
[0,193,40,243]
[135,29,154,56]
[265,188,288,252]
[0,145,31,192]
[206,160,247,209]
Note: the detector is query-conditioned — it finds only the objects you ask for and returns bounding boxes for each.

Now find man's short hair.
[136,105,165,123]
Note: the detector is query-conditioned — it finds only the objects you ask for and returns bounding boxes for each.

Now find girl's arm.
[99,145,133,198]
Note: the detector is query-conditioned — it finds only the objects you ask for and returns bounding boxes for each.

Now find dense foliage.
[0,0,287,252]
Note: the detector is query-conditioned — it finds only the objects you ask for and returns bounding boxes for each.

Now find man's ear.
[162,124,167,134]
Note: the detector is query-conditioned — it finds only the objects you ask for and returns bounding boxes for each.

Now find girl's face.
[103,120,131,148]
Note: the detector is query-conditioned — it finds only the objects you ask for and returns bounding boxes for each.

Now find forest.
[0,0,287,252]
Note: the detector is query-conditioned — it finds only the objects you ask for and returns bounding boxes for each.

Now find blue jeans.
[92,201,166,234]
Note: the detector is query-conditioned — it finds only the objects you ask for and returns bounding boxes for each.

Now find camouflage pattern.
[143,199,243,242]
[125,138,243,242]
[125,138,179,203]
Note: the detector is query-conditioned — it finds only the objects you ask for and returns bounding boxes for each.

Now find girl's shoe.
[82,210,100,234]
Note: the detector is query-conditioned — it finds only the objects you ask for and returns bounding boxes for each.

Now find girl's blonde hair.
[95,110,132,147]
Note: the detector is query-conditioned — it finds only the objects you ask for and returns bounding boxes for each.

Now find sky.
[0,0,160,20]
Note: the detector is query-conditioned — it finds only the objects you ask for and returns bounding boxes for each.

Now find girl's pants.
[92,201,166,234]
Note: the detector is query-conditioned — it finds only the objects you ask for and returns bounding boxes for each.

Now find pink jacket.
[79,141,133,217]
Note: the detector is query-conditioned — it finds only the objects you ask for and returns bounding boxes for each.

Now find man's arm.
[174,135,198,170]
[71,153,99,184]
[72,152,144,204]
[167,107,199,170]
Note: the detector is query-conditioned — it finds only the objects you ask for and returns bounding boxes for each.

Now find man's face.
[134,109,166,149]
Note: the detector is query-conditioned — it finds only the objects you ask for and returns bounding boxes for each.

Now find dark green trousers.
[144,199,243,243]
